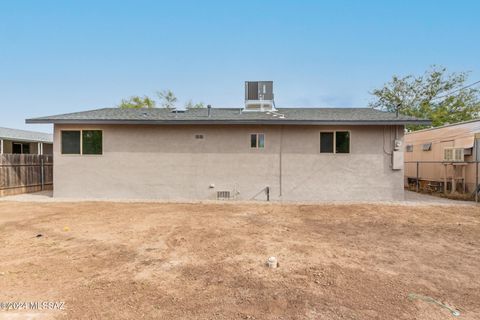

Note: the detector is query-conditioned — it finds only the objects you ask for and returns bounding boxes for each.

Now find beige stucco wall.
[52,124,405,201]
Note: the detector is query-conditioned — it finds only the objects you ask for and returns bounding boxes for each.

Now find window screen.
[82,130,102,155]
[258,134,265,148]
[61,131,81,154]
[335,131,350,153]
[320,132,334,153]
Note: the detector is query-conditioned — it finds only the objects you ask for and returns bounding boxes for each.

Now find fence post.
[266,186,270,201]
[416,162,419,192]
[40,156,44,191]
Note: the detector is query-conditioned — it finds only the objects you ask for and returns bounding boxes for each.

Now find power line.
[431,80,480,101]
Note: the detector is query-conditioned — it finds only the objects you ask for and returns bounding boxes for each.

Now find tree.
[118,96,156,109]
[157,90,177,110]
[369,66,480,130]
[185,100,205,109]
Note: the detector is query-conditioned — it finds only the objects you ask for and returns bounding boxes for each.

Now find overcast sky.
[1,0,479,132]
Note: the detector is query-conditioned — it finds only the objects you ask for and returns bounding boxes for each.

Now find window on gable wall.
[320,131,350,154]
[320,132,334,153]
[82,130,103,155]
[335,131,350,153]
[61,130,102,155]
[250,133,265,149]
[61,131,81,154]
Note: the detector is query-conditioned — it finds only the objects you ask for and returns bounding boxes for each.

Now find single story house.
[0,127,53,155]
[26,82,429,201]
[404,119,480,194]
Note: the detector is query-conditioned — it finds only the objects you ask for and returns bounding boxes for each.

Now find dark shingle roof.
[26,107,430,125]
[0,127,53,143]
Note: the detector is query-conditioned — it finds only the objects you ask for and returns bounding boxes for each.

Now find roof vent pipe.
[207,105,211,117]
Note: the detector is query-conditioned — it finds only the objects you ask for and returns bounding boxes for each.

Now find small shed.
[0,127,53,155]
[404,119,480,194]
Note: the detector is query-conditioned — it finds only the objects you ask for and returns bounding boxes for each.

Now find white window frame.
[60,129,103,156]
[250,133,265,149]
[320,130,351,154]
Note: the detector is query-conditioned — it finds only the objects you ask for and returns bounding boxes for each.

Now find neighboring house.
[26,82,429,201]
[0,127,53,155]
[404,119,480,194]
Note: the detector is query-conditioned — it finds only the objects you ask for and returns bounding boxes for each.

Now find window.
[406,144,413,152]
[82,130,102,155]
[320,131,350,154]
[335,131,350,153]
[422,143,432,151]
[12,143,22,154]
[250,133,265,149]
[61,130,102,155]
[194,134,204,140]
[61,131,81,154]
[320,132,334,153]
[12,143,30,154]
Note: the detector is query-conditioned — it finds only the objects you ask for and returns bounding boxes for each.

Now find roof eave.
[25,119,431,125]
[26,119,431,126]
[0,137,53,143]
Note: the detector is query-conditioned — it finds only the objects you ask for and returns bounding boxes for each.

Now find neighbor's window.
[320,132,334,153]
[250,133,265,149]
[12,143,22,154]
[320,131,350,154]
[82,130,103,155]
[12,143,30,154]
[406,144,413,152]
[422,142,432,151]
[61,131,81,154]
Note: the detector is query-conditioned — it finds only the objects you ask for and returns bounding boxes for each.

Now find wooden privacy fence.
[0,154,53,197]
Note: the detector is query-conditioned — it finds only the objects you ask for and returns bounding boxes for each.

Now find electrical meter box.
[392,151,404,170]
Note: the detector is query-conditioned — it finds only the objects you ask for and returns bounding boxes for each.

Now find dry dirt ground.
[0,201,479,320]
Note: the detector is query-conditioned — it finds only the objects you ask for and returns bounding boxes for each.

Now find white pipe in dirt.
[267,256,278,268]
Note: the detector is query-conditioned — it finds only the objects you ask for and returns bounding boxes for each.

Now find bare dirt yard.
[0,201,479,320]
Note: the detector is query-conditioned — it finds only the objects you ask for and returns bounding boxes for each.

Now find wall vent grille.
[217,191,231,200]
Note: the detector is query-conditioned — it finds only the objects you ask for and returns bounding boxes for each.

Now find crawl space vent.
[216,191,231,200]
